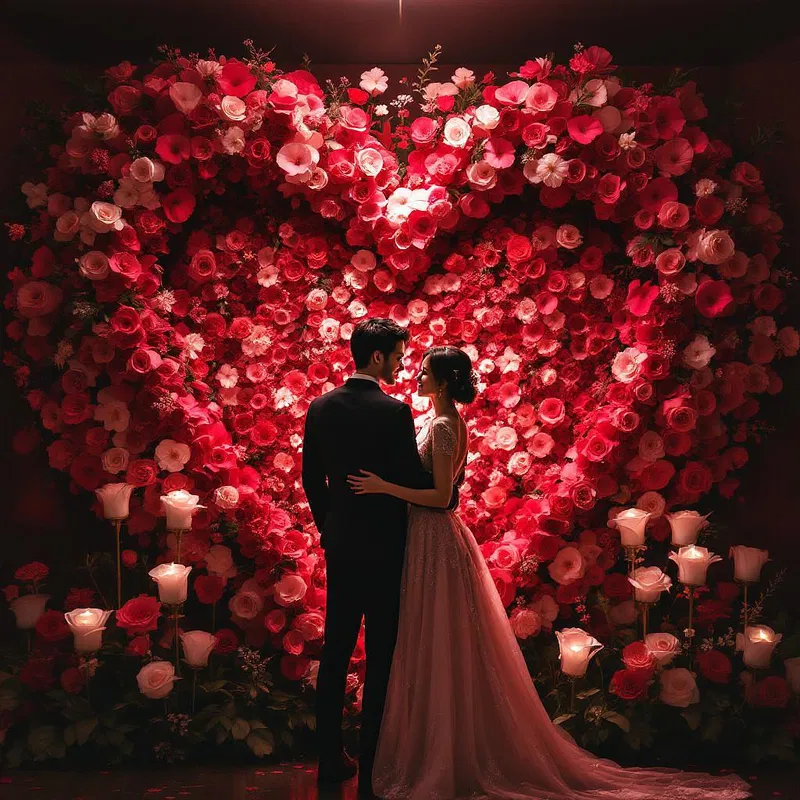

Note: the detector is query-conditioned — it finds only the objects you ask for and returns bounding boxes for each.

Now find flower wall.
[1,42,800,766]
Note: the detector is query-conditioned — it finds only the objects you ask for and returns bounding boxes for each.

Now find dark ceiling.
[4,0,797,69]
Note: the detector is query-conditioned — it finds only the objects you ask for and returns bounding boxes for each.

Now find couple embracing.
[302,318,749,800]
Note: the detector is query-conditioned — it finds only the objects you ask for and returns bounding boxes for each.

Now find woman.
[348,346,749,800]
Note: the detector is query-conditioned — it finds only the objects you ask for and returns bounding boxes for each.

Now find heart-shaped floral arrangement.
[5,42,796,688]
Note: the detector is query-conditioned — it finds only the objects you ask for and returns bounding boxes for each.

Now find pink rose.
[229,588,263,621]
[644,632,681,665]
[659,668,700,707]
[696,229,735,265]
[547,546,585,585]
[136,661,177,700]
[293,611,325,641]
[612,347,646,383]
[274,573,308,606]
[510,607,542,639]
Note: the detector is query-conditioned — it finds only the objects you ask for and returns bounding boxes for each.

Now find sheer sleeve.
[431,418,457,459]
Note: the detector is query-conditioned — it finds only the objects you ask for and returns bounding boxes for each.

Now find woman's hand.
[347,470,388,495]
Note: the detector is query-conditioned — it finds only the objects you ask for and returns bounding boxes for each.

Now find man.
[302,318,433,795]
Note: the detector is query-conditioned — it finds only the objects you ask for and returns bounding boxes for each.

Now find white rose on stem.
[180,630,217,668]
[161,490,203,529]
[95,483,134,519]
[136,661,179,699]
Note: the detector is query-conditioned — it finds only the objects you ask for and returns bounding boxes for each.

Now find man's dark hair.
[350,318,410,369]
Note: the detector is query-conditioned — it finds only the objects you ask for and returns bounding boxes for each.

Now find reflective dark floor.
[0,764,795,800]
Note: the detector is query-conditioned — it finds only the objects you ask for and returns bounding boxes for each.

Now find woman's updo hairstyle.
[424,346,477,404]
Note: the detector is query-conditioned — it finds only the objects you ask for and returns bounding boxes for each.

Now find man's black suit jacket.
[302,378,432,559]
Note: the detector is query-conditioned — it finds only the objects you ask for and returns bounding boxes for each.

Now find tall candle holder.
[167,528,189,562]
[170,604,184,678]
[737,579,753,632]
[685,586,696,668]
[110,517,126,609]
[638,600,657,637]
[623,545,646,578]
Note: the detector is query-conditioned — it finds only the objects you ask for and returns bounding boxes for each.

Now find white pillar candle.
[668,545,722,586]
[95,483,134,519]
[729,546,770,583]
[611,508,651,546]
[556,627,603,677]
[742,625,781,669]
[628,566,672,603]
[160,490,203,530]
[666,511,710,547]
[64,608,112,652]
[149,563,192,605]
[10,594,49,629]
[181,630,217,668]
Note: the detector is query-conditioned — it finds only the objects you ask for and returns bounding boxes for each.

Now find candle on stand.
[611,508,651,546]
[730,546,770,583]
[160,490,203,531]
[556,628,604,678]
[742,625,781,669]
[666,510,710,547]
[10,594,49,630]
[64,608,112,652]
[669,545,722,587]
[149,563,192,605]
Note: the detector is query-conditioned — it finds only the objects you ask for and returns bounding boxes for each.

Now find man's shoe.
[317,755,358,785]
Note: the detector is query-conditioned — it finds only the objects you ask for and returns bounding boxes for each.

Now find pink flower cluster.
[3,45,795,689]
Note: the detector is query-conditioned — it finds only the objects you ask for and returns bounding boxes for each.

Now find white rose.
[659,668,699,707]
[180,630,217,667]
[644,632,681,666]
[213,486,240,510]
[443,117,471,148]
[129,157,165,184]
[683,334,716,370]
[730,546,769,583]
[155,439,191,473]
[160,490,203,529]
[628,566,672,603]
[356,147,384,177]
[220,95,247,122]
[136,661,178,699]
[473,105,500,130]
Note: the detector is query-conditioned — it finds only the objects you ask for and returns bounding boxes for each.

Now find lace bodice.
[418,416,459,472]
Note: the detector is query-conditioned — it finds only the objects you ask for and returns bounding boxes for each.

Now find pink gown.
[372,417,750,800]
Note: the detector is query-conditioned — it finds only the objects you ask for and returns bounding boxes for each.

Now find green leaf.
[246,728,274,757]
[701,716,723,743]
[248,719,267,731]
[602,711,631,733]
[201,680,229,693]
[553,713,575,726]
[75,717,98,746]
[231,718,250,741]
[64,726,76,747]
[576,688,601,700]
[681,707,702,731]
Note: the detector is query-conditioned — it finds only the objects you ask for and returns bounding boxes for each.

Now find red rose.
[610,668,650,701]
[622,642,655,673]
[64,587,96,611]
[20,656,55,691]
[506,234,532,264]
[195,574,225,605]
[125,635,151,657]
[116,594,161,634]
[490,568,516,606]
[638,177,678,212]
[213,628,239,654]
[750,676,790,708]
[603,573,633,601]
[697,649,732,684]
[60,666,86,694]
[538,397,566,426]
[14,561,50,583]
[280,655,310,681]
[677,462,713,496]
[639,459,676,491]
[162,188,196,223]
[125,459,158,487]
[35,609,71,643]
